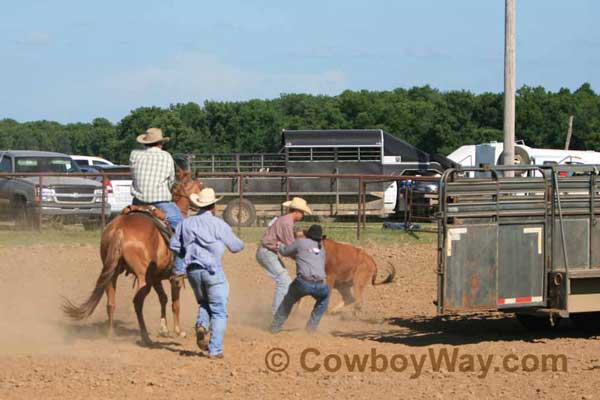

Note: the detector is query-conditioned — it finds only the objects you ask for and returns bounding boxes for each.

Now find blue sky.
[1,0,598,123]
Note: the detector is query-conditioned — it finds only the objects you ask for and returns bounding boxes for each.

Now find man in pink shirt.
[256,197,312,316]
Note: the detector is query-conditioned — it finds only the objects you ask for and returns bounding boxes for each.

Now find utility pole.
[502,0,516,177]
[565,115,574,150]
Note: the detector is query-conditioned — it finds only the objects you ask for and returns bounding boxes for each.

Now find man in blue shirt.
[169,188,244,359]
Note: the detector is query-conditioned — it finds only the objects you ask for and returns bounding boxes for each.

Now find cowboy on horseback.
[130,128,186,280]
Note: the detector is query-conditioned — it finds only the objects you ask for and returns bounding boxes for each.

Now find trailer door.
[443,224,498,312]
[497,224,545,308]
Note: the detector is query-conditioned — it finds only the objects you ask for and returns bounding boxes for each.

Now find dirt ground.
[0,240,599,400]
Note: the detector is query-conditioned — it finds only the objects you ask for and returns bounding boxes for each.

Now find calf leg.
[330,284,355,314]
[351,277,369,315]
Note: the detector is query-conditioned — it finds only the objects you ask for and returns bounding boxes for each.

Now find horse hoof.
[178,331,187,338]
[139,336,155,348]
[158,331,171,338]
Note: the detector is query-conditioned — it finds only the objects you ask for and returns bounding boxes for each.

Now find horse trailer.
[183,129,455,226]
[437,165,600,329]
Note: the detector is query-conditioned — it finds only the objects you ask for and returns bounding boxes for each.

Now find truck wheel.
[223,199,256,227]
[13,199,39,230]
[515,313,559,330]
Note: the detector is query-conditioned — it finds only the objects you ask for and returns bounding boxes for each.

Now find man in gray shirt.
[271,224,330,333]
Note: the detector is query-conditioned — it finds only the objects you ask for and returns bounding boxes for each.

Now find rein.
[171,176,202,213]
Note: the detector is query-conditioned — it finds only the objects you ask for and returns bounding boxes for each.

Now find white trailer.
[449,141,600,174]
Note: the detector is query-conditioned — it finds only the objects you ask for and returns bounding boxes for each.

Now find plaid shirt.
[130,147,176,203]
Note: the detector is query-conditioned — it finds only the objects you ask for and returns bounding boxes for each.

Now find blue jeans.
[133,199,186,275]
[154,202,186,275]
[272,277,330,332]
[256,246,292,316]
[187,266,229,356]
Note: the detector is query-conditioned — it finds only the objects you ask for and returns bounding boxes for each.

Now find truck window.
[0,157,12,172]
[15,157,81,173]
[75,159,89,167]
[92,160,110,166]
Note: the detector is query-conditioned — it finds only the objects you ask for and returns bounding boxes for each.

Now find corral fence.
[191,171,439,239]
[0,171,438,239]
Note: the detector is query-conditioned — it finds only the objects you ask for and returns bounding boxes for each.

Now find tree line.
[1,83,599,164]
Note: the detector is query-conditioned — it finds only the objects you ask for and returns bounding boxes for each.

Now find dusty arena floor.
[1,236,599,399]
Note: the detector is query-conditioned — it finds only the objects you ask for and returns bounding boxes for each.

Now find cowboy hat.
[282,197,312,215]
[190,188,222,208]
[136,128,170,145]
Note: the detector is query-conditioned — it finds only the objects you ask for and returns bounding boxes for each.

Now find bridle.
[171,176,202,204]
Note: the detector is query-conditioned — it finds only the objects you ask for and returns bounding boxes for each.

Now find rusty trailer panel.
[443,225,497,312]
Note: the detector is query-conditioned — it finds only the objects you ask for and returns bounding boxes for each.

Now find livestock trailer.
[187,129,455,226]
[437,164,600,328]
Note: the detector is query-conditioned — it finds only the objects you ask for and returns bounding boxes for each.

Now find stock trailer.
[437,165,600,329]
[181,129,455,227]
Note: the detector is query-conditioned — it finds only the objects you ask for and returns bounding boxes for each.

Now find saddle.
[121,205,174,244]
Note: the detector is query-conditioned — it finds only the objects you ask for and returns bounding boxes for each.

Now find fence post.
[356,177,363,240]
[403,180,409,228]
[237,174,243,236]
[101,172,106,230]
[37,175,43,231]
[362,180,367,229]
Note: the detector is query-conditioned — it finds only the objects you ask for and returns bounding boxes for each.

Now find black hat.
[305,224,323,241]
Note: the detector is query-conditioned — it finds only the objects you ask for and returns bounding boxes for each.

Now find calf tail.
[62,230,123,320]
[372,261,396,285]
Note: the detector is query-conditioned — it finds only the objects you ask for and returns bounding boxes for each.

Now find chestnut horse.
[63,171,203,346]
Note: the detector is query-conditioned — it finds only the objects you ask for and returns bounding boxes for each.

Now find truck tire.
[515,313,559,330]
[223,199,256,227]
[13,198,39,231]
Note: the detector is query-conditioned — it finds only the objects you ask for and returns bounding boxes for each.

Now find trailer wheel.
[515,313,559,330]
[223,199,256,227]
[571,312,600,333]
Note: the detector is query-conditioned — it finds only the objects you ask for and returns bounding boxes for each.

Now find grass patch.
[0,222,436,247]
[236,222,437,246]
[0,227,100,246]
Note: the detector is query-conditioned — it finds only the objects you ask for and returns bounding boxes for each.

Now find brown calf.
[323,238,396,313]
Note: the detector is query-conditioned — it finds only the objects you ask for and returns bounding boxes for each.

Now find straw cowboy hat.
[282,197,312,215]
[136,128,170,145]
[190,188,222,208]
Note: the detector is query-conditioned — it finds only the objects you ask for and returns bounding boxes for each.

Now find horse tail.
[62,229,123,320]
[372,261,397,286]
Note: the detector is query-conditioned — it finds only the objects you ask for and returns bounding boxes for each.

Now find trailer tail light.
[103,178,114,194]
[497,296,543,305]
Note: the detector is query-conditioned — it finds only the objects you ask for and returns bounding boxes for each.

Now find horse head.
[172,168,204,214]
